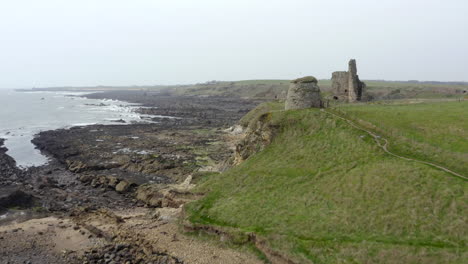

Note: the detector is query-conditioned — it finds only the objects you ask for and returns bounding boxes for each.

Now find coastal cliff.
[186,100,468,264]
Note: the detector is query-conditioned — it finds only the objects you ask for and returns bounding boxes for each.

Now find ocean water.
[0,90,150,168]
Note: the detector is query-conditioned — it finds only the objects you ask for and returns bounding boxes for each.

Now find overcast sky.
[0,0,467,88]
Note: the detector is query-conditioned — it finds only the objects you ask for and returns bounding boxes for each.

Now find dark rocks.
[66,160,89,173]
[32,116,233,189]
[0,93,259,263]
[107,176,119,188]
[0,187,39,213]
[80,242,183,264]
[85,92,262,128]
[36,175,58,189]
[0,139,28,186]
[79,174,137,194]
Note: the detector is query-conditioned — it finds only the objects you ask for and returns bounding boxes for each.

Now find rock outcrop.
[331,59,365,102]
[0,187,38,213]
[233,112,279,165]
[285,76,322,110]
[0,139,27,186]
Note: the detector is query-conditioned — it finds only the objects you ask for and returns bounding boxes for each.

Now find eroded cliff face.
[232,113,279,166]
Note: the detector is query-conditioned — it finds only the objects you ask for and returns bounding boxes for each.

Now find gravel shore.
[0,92,263,263]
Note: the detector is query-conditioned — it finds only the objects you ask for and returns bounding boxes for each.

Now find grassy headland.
[186,101,467,263]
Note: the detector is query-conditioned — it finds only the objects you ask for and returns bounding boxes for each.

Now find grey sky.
[0,0,467,88]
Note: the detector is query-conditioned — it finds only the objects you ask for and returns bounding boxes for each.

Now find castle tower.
[331,59,365,102]
[348,59,359,102]
[285,76,322,110]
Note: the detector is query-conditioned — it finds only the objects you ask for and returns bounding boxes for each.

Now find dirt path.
[322,109,467,180]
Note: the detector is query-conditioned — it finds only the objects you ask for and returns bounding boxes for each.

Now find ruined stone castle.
[331,59,365,102]
[285,76,322,110]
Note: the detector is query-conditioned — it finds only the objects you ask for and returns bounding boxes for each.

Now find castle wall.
[285,81,321,110]
[331,71,349,101]
[331,59,365,102]
[348,59,359,102]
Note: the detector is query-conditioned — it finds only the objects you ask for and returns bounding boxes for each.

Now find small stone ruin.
[331,59,365,102]
[285,76,322,110]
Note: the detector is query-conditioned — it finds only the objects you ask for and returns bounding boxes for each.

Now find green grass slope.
[187,102,467,263]
[336,101,468,176]
[238,100,285,128]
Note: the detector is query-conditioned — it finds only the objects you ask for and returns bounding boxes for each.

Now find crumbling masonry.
[331,59,365,102]
[285,76,322,110]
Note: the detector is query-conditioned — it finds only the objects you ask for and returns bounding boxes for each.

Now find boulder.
[66,160,88,173]
[115,180,131,193]
[136,185,165,207]
[107,176,119,188]
[0,187,38,212]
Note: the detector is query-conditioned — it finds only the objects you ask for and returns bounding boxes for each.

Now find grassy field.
[170,79,466,101]
[170,80,290,99]
[336,100,468,176]
[30,78,467,101]
[361,81,467,100]
[187,101,467,263]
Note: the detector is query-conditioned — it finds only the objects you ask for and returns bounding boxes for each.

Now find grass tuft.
[291,76,318,84]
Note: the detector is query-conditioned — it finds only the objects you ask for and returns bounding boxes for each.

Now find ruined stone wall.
[331,59,365,102]
[347,59,359,102]
[331,71,349,101]
[285,78,321,110]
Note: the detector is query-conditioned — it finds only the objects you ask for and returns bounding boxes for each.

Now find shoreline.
[0,92,263,263]
[0,90,159,169]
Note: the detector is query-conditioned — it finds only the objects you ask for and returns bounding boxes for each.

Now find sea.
[0,89,150,168]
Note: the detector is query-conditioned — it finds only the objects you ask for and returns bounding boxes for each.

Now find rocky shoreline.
[0,93,263,264]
